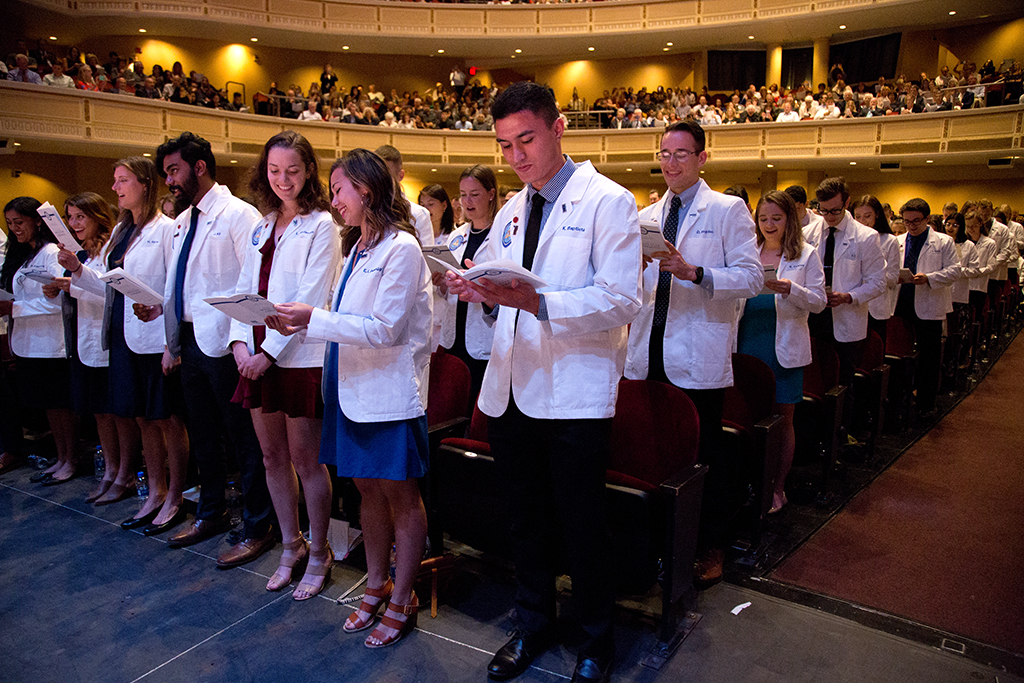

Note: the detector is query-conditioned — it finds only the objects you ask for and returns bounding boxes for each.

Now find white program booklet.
[759,265,778,296]
[22,269,56,284]
[898,267,914,284]
[428,256,549,290]
[422,244,460,276]
[204,294,278,326]
[639,220,667,257]
[99,267,164,306]
[36,202,83,252]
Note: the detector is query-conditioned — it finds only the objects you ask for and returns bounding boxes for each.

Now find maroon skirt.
[232,364,324,419]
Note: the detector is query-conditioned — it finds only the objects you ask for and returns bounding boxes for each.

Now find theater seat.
[852,331,889,459]
[606,379,707,645]
[884,317,918,432]
[723,354,783,546]
[794,338,846,502]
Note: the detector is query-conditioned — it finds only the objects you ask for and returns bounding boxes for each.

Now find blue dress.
[318,254,429,481]
[736,293,804,405]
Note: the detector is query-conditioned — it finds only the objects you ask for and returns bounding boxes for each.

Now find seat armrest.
[657,463,707,642]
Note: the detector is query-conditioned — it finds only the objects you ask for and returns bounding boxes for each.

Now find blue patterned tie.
[652,196,682,328]
[173,207,200,324]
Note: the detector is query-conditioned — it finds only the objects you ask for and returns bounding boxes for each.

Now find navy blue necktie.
[653,196,682,328]
[174,207,200,324]
[522,192,546,272]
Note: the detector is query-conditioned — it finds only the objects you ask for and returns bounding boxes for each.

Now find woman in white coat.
[433,164,497,397]
[270,149,431,649]
[229,131,341,600]
[736,190,826,513]
[940,213,978,374]
[61,157,189,531]
[851,195,899,349]
[964,210,999,355]
[419,184,455,351]
[45,193,126,503]
[0,197,76,484]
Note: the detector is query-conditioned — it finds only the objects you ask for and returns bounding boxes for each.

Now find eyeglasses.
[903,216,927,228]
[657,150,697,163]
[819,207,846,217]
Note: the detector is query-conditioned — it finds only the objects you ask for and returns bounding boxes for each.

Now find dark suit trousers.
[488,395,614,645]
[178,323,273,537]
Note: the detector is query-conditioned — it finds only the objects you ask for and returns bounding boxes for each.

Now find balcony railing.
[1,82,1022,173]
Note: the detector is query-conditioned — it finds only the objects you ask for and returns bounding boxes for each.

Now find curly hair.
[64,192,115,258]
[248,130,329,216]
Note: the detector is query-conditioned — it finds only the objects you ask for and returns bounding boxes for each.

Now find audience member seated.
[7,54,41,84]
[43,59,74,88]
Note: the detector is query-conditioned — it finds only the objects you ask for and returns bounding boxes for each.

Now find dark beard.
[169,169,201,216]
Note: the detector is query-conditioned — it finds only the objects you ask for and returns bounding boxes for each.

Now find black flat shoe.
[121,509,159,530]
[570,654,613,683]
[143,509,187,536]
[487,629,556,681]
[31,470,55,483]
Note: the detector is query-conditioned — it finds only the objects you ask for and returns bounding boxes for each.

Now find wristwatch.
[693,266,704,285]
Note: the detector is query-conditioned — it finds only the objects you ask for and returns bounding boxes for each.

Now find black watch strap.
[693,266,704,285]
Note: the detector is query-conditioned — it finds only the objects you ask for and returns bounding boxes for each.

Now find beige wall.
[531,54,699,106]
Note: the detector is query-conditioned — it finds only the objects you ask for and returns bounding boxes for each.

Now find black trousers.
[808,309,865,386]
[868,314,888,352]
[649,327,731,550]
[893,312,943,412]
[488,395,613,646]
[179,323,273,538]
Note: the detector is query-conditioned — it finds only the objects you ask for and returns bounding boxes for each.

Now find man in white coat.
[624,120,763,587]
[137,132,275,567]
[894,198,959,413]
[374,144,433,246]
[803,176,886,385]
[447,82,641,683]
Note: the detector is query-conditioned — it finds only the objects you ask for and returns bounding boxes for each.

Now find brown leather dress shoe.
[216,527,276,569]
[693,548,725,589]
[167,513,233,549]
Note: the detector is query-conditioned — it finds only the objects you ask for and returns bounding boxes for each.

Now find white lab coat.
[429,231,452,351]
[969,235,998,293]
[10,244,65,358]
[988,221,1015,281]
[306,230,432,423]
[896,231,960,320]
[738,243,827,369]
[409,200,433,247]
[67,252,108,367]
[74,214,176,355]
[229,210,340,368]
[437,223,494,359]
[477,161,642,420]
[868,232,900,321]
[625,180,763,389]
[950,239,979,305]
[163,184,262,358]
[803,212,886,342]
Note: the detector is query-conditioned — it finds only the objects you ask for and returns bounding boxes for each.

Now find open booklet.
[21,269,57,284]
[426,256,549,290]
[99,267,164,306]
[639,220,667,257]
[422,244,460,277]
[758,265,778,295]
[204,294,278,326]
[37,202,83,252]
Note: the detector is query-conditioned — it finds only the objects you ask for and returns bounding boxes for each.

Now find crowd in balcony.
[585,60,1024,128]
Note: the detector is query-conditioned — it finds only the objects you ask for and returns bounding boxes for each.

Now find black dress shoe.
[143,509,187,536]
[570,654,613,683]
[120,509,159,530]
[487,629,555,681]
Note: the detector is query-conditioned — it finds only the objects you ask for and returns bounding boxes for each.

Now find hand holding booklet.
[36,202,83,252]
[99,267,164,306]
[639,220,667,257]
[428,256,548,290]
[422,244,460,276]
[204,294,278,326]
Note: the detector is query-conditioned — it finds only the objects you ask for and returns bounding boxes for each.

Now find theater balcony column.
[813,37,830,89]
[767,44,783,90]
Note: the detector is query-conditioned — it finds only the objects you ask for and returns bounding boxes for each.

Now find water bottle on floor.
[93,446,105,481]
[136,470,149,501]
[226,482,243,526]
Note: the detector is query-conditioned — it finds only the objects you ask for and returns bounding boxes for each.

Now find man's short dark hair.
[663,120,706,153]
[900,198,930,216]
[784,185,807,205]
[724,185,749,204]
[815,176,849,204]
[374,144,403,168]
[491,81,559,127]
[156,131,216,180]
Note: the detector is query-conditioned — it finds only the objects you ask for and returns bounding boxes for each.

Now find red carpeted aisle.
[771,335,1024,654]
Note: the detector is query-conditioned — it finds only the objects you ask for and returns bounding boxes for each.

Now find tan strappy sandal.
[266,536,309,592]
[293,542,333,601]
[343,577,394,632]
[364,592,419,649]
